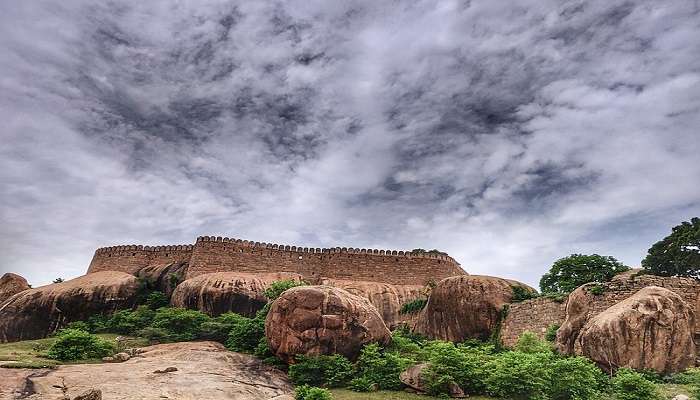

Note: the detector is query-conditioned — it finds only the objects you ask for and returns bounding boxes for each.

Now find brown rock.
[153,366,178,373]
[171,272,303,317]
[0,273,30,305]
[113,352,130,362]
[0,271,139,342]
[572,286,696,373]
[73,389,102,400]
[265,286,391,362]
[322,279,425,328]
[414,275,523,341]
[15,341,292,399]
[135,261,189,297]
[400,363,464,397]
[555,284,595,355]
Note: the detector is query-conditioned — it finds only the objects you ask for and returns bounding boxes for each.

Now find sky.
[1,1,699,288]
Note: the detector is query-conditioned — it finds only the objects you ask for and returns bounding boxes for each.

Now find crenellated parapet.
[87,235,466,285]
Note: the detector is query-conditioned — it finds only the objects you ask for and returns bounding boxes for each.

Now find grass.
[0,333,148,369]
[329,389,497,399]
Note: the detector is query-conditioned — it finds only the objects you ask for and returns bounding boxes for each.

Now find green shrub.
[253,337,284,367]
[611,368,661,400]
[294,385,332,400]
[107,306,156,335]
[589,285,604,296]
[514,332,552,354]
[354,343,413,390]
[485,351,553,400]
[151,307,210,342]
[512,286,539,302]
[145,291,170,310]
[545,324,560,342]
[288,355,354,388]
[47,329,113,361]
[86,314,110,333]
[137,326,169,343]
[264,280,306,301]
[548,356,606,400]
[387,329,424,359]
[670,367,700,385]
[399,298,427,314]
[422,341,492,396]
[348,376,376,392]
[65,321,91,332]
[225,314,265,353]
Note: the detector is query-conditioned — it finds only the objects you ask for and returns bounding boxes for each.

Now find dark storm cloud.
[0,0,699,286]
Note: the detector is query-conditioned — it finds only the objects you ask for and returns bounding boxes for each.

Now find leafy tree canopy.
[539,254,629,294]
[642,217,700,279]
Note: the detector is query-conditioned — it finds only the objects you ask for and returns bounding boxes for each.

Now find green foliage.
[548,356,606,400]
[611,368,662,400]
[106,306,156,335]
[642,217,700,278]
[386,330,424,359]
[225,314,265,353]
[348,376,376,392]
[589,284,604,296]
[264,279,306,301]
[670,367,700,385]
[289,355,354,388]
[47,329,113,361]
[545,324,560,342]
[422,341,492,396]
[151,307,210,342]
[512,286,539,302]
[294,385,333,400]
[540,254,629,294]
[354,343,412,391]
[398,298,427,315]
[485,351,553,400]
[137,326,169,343]
[85,314,110,333]
[145,291,169,310]
[514,331,552,354]
[65,321,91,332]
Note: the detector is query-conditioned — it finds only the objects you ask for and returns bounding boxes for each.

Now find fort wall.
[500,274,700,347]
[87,236,466,286]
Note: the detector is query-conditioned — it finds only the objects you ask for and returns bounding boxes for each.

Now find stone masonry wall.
[87,235,466,286]
[501,273,700,347]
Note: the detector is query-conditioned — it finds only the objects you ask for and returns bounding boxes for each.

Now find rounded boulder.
[0,273,30,305]
[265,285,391,362]
[414,275,530,341]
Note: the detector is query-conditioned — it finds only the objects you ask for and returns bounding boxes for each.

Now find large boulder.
[322,279,425,329]
[0,273,30,305]
[414,275,530,341]
[171,272,303,317]
[0,271,139,342]
[265,286,391,362]
[555,284,596,355]
[10,341,292,399]
[135,261,189,298]
[570,286,696,373]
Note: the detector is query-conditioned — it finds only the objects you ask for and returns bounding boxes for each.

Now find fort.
[87,235,467,286]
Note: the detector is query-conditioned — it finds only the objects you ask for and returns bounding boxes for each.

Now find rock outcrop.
[322,279,425,328]
[265,286,391,362]
[135,261,189,298]
[414,275,527,341]
[0,271,139,342]
[0,273,30,305]
[565,286,696,373]
[11,341,293,399]
[171,272,303,317]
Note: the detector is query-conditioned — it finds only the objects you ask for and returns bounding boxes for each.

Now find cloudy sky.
[1,1,699,288]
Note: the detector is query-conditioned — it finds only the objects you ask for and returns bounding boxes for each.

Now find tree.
[53,278,64,283]
[642,217,700,278]
[539,254,629,294]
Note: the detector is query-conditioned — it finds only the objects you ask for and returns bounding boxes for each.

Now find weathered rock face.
[10,341,293,399]
[0,271,139,342]
[414,275,524,341]
[567,286,696,373]
[171,272,303,317]
[0,273,30,305]
[555,284,595,355]
[135,261,189,298]
[322,279,425,329]
[265,286,391,362]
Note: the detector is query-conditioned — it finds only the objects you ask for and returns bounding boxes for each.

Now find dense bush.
[399,298,427,314]
[151,308,210,342]
[539,254,629,294]
[485,352,553,400]
[225,314,265,353]
[289,355,354,388]
[264,279,306,301]
[145,291,170,310]
[514,331,552,354]
[512,286,539,302]
[548,356,606,400]
[47,329,113,361]
[353,343,412,391]
[642,217,700,278]
[65,321,91,332]
[294,385,332,400]
[611,368,661,400]
[348,376,376,392]
[422,341,492,395]
[106,306,156,335]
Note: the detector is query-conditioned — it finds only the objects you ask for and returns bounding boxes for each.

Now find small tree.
[539,254,629,294]
[642,217,700,279]
[53,278,64,283]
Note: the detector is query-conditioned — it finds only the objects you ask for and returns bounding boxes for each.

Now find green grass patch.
[329,389,498,399]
